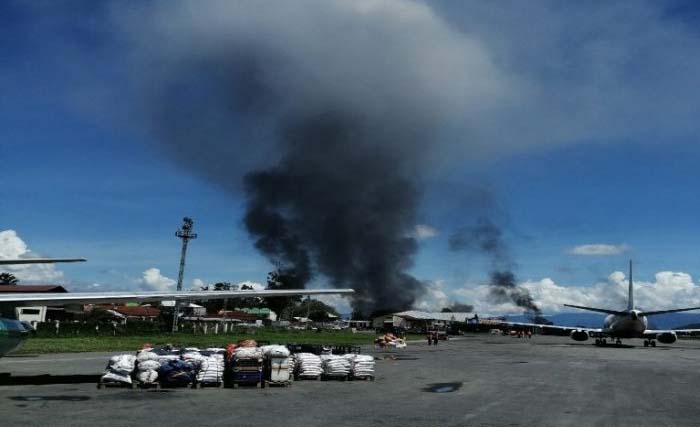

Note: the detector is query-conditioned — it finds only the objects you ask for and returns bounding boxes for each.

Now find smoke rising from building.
[116,1,508,315]
[449,218,542,318]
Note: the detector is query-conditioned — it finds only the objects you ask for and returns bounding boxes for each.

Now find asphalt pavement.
[1,334,700,426]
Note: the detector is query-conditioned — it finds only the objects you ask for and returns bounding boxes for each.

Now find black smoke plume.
[243,113,424,315]
[448,303,475,313]
[450,218,543,319]
[103,1,508,315]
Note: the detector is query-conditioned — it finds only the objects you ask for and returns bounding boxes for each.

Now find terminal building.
[372,310,478,331]
[0,284,68,326]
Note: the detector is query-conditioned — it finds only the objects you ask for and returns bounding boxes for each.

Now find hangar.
[372,310,478,331]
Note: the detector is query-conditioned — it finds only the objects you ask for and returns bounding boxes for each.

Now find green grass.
[16,330,381,354]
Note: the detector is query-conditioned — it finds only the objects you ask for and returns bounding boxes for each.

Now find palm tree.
[0,272,19,285]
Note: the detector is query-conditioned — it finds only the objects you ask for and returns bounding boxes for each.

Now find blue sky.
[3,1,700,315]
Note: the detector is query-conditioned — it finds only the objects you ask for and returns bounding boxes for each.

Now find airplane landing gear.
[594,339,600,345]
[615,339,622,345]
[651,340,656,347]
[644,340,656,347]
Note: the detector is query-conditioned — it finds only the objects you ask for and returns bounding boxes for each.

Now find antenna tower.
[172,217,198,332]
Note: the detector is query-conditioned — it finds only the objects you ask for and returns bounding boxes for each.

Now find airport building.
[0,284,68,326]
[372,310,478,331]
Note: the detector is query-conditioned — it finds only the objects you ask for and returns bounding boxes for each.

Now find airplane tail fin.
[627,260,634,311]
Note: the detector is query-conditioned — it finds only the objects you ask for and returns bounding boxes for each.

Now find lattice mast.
[172,217,198,332]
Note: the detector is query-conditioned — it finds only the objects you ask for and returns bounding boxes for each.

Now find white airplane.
[503,261,700,347]
[0,258,354,357]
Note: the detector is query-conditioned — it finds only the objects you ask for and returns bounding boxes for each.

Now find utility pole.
[172,217,197,332]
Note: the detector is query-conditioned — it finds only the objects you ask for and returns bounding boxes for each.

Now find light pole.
[172,217,197,332]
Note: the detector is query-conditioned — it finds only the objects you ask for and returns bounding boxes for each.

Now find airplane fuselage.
[602,310,648,338]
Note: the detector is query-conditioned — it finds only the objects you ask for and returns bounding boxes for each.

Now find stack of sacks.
[344,354,375,377]
[154,348,180,364]
[237,339,257,348]
[197,353,225,384]
[233,346,264,360]
[159,359,196,387]
[206,347,226,354]
[388,339,407,349]
[260,345,291,358]
[320,355,351,377]
[100,354,136,385]
[135,350,161,384]
[295,353,322,378]
[182,350,205,369]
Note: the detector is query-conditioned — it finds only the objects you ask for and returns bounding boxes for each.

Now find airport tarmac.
[2,334,700,427]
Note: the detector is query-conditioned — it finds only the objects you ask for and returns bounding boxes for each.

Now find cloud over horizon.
[569,244,630,256]
[452,270,700,316]
[138,267,176,291]
[0,230,65,283]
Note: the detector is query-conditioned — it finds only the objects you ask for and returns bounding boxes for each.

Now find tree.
[0,272,18,285]
[213,282,232,291]
[199,282,234,313]
[264,269,304,321]
[441,307,453,313]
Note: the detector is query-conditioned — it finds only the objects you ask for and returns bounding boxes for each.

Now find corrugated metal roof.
[114,305,161,317]
[394,311,474,322]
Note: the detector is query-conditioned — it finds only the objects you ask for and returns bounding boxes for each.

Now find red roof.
[0,285,68,293]
[114,305,161,317]
[216,310,258,321]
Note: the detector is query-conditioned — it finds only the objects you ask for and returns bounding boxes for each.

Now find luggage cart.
[230,356,265,388]
[265,356,292,387]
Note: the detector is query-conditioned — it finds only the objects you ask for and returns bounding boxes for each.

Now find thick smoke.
[242,113,424,314]
[116,1,507,315]
[450,218,543,319]
[449,303,475,313]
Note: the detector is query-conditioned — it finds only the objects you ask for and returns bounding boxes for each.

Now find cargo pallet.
[294,374,321,381]
[136,381,160,389]
[265,379,292,387]
[97,379,134,389]
[192,381,224,389]
[321,374,349,381]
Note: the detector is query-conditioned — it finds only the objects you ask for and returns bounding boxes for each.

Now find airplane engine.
[570,330,589,341]
[657,332,677,344]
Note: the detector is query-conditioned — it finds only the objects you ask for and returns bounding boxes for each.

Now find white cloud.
[568,244,629,256]
[453,271,700,316]
[0,230,65,283]
[412,224,439,240]
[314,293,352,315]
[139,268,176,291]
[191,278,206,290]
[413,280,451,312]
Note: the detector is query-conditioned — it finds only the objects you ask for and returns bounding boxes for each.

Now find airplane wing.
[0,258,87,265]
[0,289,354,306]
[563,304,626,316]
[495,321,602,334]
[643,328,700,336]
[639,307,700,316]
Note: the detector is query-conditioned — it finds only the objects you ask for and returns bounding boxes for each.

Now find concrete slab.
[2,334,700,426]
